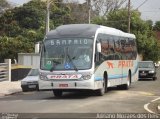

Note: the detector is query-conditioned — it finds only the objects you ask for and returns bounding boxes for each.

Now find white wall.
[18,53,40,68]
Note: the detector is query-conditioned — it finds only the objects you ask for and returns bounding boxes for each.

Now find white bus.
[39,24,138,97]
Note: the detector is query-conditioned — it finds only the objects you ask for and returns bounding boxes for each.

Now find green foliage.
[0,0,160,62]
[154,21,160,31]
[0,10,20,37]
[14,0,46,29]
[0,0,11,14]
[0,0,73,62]
[91,16,107,26]
[49,2,72,28]
[0,36,34,62]
[92,8,160,61]
[105,9,129,32]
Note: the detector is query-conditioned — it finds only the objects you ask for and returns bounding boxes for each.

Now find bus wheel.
[53,90,63,97]
[121,72,131,90]
[96,76,107,96]
[104,73,108,93]
[96,85,105,96]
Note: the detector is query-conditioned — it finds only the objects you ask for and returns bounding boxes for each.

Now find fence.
[0,59,11,82]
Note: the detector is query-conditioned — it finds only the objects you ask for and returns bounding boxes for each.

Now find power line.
[107,20,128,22]
[136,0,148,10]
[139,10,160,13]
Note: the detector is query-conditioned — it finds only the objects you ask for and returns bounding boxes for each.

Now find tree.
[0,9,21,37]
[0,0,74,62]
[59,1,90,24]
[92,0,127,16]
[49,0,73,27]
[0,36,34,62]
[154,21,160,31]
[14,0,46,29]
[0,0,11,15]
[92,8,160,61]
[64,0,127,24]
[146,20,153,30]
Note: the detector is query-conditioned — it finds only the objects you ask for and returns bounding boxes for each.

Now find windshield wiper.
[67,54,78,71]
[50,60,60,72]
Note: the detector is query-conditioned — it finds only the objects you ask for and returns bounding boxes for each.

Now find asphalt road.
[0,68,160,118]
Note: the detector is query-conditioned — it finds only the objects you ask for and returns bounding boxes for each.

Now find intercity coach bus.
[39,24,138,97]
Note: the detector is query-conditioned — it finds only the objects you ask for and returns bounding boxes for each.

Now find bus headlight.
[39,73,48,80]
[81,75,91,80]
[149,70,154,73]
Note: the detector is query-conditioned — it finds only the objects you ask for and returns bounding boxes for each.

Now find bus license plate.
[59,84,68,87]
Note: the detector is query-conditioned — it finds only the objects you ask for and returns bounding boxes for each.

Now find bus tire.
[53,90,63,97]
[96,72,108,96]
[96,85,105,96]
[104,72,108,93]
[121,71,131,90]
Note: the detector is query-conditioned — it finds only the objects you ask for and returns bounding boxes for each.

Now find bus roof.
[46,24,135,39]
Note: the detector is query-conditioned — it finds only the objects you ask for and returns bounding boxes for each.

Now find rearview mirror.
[97,42,101,53]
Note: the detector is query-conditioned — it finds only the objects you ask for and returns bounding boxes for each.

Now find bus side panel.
[94,59,138,88]
[39,80,53,90]
[131,60,139,82]
[121,60,139,84]
[94,60,123,88]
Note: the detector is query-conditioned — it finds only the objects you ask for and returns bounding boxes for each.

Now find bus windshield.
[40,38,93,71]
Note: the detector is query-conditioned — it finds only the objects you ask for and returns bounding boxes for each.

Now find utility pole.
[46,0,50,34]
[128,0,131,33]
[88,0,91,24]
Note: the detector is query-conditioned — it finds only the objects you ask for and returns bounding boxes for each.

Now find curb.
[5,91,22,96]
[0,90,22,97]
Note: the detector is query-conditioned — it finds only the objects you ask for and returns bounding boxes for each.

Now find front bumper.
[38,79,101,90]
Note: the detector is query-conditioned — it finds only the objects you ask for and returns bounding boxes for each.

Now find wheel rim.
[127,74,130,87]
[127,79,130,86]
[100,81,105,95]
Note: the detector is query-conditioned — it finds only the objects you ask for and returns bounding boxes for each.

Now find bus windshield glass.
[40,38,93,71]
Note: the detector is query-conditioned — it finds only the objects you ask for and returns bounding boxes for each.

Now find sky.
[131,0,160,24]
[7,0,160,24]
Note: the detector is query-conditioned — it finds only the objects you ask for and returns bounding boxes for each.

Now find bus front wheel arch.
[96,71,108,96]
[104,71,108,93]
[118,70,131,90]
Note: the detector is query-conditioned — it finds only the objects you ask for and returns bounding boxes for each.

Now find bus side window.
[125,38,131,60]
[120,38,127,60]
[128,38,137,60]
[101,39,109,55]
[95,34,103,62]
[99,34,115,60]
[96,34,108,61]
[114,36,122,60]
[101,35,110,60]
[108,36,115,60]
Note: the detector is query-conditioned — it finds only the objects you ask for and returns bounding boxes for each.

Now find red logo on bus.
[47,74,82,79]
